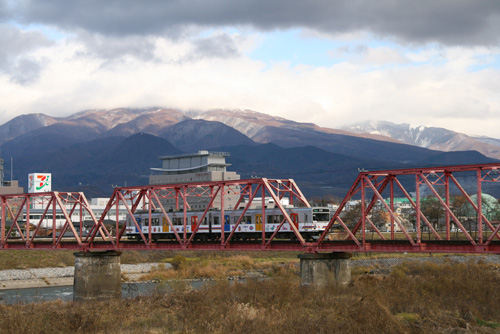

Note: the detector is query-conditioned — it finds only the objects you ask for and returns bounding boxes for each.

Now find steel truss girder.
[3,165,500,254]
[0,192,107,250]
[317,163,500,253]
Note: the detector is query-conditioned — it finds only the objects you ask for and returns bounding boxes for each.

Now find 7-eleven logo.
[36,174,50,191]
[29,173,52,193]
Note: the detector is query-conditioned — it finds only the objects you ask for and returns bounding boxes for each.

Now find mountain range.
[0,108,498,198]
[343,120,500,160]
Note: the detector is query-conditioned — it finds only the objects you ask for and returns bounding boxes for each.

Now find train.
[125,206,331,241]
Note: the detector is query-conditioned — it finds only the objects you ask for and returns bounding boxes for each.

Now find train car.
[125,207,331,241]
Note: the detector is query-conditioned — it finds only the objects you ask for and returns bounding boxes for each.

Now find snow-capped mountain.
[191,109,397,143]
[344,120,500,160]
[0,113,59,145]
[0,109,498,198]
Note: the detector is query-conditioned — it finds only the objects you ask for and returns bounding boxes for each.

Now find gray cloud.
[0,25,52,55]
[190,33,241,60]
[72,30,242,66]
[75,32,158,62]
[0,2,6,21]
[12,0,500,46]
[0,25,53,83]
[8,58,43,84]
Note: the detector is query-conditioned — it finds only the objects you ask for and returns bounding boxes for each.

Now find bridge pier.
[298,252,352,286]
[73,251,122,302]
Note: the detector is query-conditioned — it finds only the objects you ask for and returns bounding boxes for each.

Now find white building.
[149,151,240,211]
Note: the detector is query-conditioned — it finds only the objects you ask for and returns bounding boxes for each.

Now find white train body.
[125,207,331,240]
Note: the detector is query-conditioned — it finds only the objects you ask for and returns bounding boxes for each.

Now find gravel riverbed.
[0,263,169,290]
[1,254,499,290]
[0,263,164,281]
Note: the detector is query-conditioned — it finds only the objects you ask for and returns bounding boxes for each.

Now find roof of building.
[158,151,230,160]
[151,162,230,172]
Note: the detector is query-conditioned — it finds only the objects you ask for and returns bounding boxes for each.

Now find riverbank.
[0,263,165,290]
[2,254,499,291]
[2,259,500,334]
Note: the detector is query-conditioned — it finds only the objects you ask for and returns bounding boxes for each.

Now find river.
[0,280,211,305]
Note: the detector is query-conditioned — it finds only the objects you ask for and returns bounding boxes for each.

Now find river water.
[0,281,209,305]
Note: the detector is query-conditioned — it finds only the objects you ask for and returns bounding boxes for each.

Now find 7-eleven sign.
[28,173,52,193]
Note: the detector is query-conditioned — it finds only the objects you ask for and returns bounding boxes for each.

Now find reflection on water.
[0,282,164,305]
[0,279,248,305]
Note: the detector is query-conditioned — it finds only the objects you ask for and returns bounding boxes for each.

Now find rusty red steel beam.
[2,240,500,254]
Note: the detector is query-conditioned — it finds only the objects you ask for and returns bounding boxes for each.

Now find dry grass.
[0,250,172,270]
[2,260,500,333]
[0,250,300,270]
[141,254,298,280]
[0,250,76,270]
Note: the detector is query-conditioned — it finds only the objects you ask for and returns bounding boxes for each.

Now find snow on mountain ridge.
[343,121,500,160]
[195,110,266,138]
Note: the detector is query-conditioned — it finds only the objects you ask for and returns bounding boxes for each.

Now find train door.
[135,217,142,233]
[213,215,220,232]
[162,217,169,232]
[191,216,198,232]
[209,213,212,234]
[255,214,262,231]
[290,213,299,229]
[224,214,231,232]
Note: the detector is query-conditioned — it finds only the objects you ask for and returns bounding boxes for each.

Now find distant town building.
[0,156,23,195]
[149,151,241,210]
[0,180,23,195]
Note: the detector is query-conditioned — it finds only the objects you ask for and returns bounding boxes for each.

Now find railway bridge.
[1,163,500,300]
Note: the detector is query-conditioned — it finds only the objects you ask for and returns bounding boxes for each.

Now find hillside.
[0,108,499,198]
[344,120,500,160]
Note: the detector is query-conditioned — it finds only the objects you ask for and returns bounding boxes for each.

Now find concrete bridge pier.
[73,251,122,302]
[298,252,352,286]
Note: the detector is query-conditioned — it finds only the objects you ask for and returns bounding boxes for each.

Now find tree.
[420,196,444,231]
[341,202,361,229]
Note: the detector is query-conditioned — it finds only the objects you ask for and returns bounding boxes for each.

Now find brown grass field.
[0,250,301,271]
[1,257,500,333]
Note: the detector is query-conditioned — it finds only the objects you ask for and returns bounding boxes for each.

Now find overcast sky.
[1,0,500,137]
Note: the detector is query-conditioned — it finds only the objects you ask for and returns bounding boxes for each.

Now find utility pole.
[0,156,4,186]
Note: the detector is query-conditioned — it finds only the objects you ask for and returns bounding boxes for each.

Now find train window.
[144,218,149,225]
[213,216,220,225]
[202,217,208,225]
[267,215,284,224]
[244,216,251,224]
[152,218,160,226]
[173,217,182,226]
[313,213,329,221]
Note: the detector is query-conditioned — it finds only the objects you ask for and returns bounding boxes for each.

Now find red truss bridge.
[2,163,500,253]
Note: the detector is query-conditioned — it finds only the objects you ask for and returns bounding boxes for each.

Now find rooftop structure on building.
[151,150,232,175]
[149,151,240,211]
